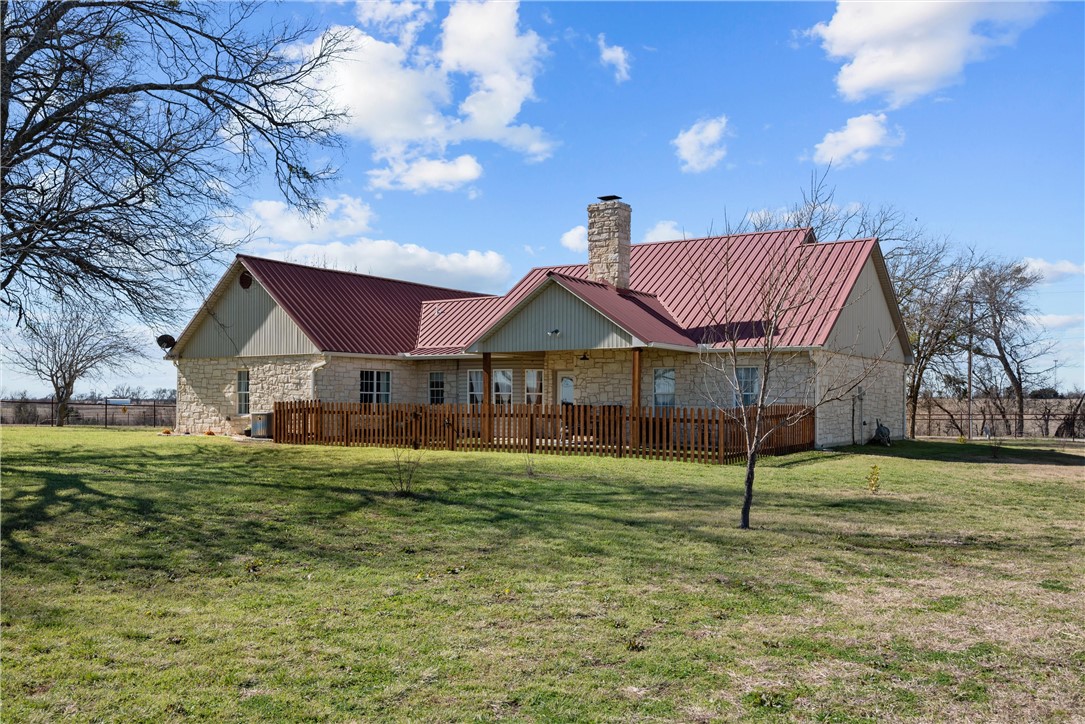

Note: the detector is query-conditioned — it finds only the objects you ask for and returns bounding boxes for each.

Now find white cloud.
[355,0,435,48]
[438,0,552,159]
[272,238,511,293]
[300,2,552,194]
[1024,257,1085,284]
[368,154,483,192]
[560,225,588,253]
[642,220,683,243]
[813,113,904,166]
[241,194,376,245]
[1033,314,1085,331]
[597,34,631,83]
[808,2,1046,108]
[672,115,729,173]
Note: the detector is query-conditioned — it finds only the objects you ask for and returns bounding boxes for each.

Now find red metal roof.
[546,274,696,347]
[238,255,486,355]
[412,228,885,353]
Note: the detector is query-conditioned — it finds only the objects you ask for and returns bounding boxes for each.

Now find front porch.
[271,400,814,465]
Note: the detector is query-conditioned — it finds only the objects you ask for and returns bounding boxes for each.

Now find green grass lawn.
[2,428,1082,722]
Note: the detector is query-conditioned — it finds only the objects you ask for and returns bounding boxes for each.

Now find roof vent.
[597,195,621,201]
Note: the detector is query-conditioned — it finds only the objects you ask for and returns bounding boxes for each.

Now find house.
[169,197,912,447]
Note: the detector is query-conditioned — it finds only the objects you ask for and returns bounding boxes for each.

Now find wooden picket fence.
[272,402,814,464]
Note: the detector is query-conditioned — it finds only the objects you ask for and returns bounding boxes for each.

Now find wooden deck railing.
[272,402,814,464]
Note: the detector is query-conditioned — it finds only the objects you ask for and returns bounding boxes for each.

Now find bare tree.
[151,387,177,402]
[690,236,899,530]
[1,1,349,324]
[885,240,980,438]
[6,302,145,426]
[1054,391,1084,439]
[110,384,146,401]
[741,169,975,444]
[970,259,1053,436]
[746,168,925,249]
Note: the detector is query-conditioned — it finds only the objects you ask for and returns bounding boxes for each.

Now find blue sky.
[4,0,1083,397]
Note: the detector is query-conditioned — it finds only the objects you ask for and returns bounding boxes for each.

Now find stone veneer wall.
[175,354,322,434]
[542,348,815,409]
[176,349,903,445]
[812,353,906,447]
[314,356,424,404]
[177,354,469,434]
[587,199,631,288]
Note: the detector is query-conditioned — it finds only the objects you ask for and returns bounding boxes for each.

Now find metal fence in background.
[0,400,176,428]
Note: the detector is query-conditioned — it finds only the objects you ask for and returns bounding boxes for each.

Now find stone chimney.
[587,195,631,289]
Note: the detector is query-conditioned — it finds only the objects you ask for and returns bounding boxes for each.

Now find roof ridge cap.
[238,253,484,296]
[632,226,814,248]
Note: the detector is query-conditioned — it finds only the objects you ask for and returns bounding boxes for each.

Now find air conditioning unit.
[250,411,273,439]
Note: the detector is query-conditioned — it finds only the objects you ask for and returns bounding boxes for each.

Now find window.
[237,370,250,415]
[493,369,513,405]
[468,370,485,405]
[653,368,675,407]
[735,367,761,407]
[468,369,513,404]
[429,372,445,405]
[360,370,391,404]
[525,369,543,405]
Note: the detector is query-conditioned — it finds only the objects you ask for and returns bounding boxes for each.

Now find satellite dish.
[156,334,177,351]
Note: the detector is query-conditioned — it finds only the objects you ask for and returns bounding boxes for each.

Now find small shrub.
[956,434,966,444]
[523,453,537,478]
[866,463,881,494]
[388,447,425,495]
[742,687,797,712]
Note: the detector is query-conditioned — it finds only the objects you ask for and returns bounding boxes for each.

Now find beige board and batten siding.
[456,354,546,404]
[474,283,633,354]
[823,257,908,363]
[181,268,319,358]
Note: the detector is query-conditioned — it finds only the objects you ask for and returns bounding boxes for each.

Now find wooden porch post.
[631,347,642,452]
[483,352,493,443]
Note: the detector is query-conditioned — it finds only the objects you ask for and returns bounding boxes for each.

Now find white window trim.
[653,367,676,408]
[734,366,761,408]
[360,369,392,405]
[492,369,513,405]
[429,371,446,405]
[525,369,544,405]
[236,370,250,415]
[468,369,485,405]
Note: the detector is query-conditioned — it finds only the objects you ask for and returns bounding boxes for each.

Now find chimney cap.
[597,195,622,202]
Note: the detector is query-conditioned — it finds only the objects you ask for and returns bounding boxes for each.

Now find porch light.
[579,353,590,361]
[548,329,560,337]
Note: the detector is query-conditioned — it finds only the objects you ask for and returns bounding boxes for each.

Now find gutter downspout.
[310,356,329,400]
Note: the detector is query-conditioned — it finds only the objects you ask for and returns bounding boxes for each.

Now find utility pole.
[967,298,974,440]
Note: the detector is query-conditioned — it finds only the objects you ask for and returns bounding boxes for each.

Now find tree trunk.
[740,449,757,529]
[1014,388,1025,437]
[906,364,923,439]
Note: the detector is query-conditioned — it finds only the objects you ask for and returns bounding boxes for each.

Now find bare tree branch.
[1,1,350,324]
[5,300,146,425]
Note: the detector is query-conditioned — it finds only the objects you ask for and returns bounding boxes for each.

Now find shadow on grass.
[832,439,1084,466]
[7,434,1054,589]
